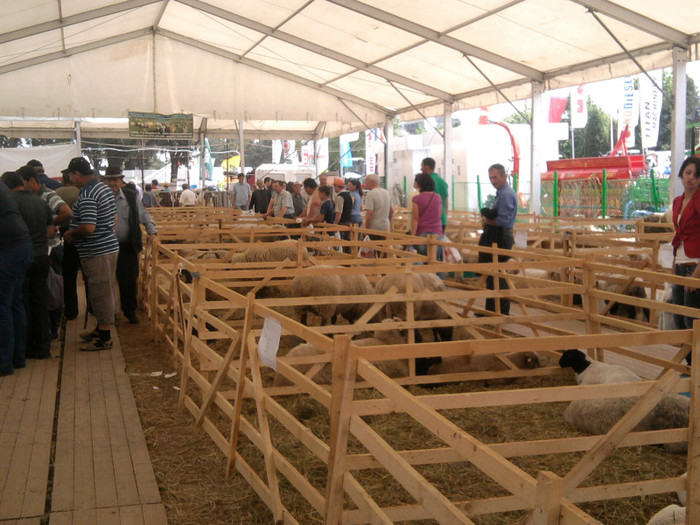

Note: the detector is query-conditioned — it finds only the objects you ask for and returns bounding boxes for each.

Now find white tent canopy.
[0,0,698,139]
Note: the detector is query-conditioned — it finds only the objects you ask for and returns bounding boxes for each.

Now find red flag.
[548,97,568,123]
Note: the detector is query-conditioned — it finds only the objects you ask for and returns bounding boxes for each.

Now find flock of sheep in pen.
[173,226,689,524]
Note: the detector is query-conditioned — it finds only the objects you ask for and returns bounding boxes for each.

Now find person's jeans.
[62,240,81,319]
[672,263,700,364]
[24,254,51,358]
[414,233,445,278]
[478,226,514,315]
[116,243,140,318]
[0,240,33,372]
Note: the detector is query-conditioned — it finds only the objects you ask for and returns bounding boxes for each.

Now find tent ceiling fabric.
[0,0,698,137]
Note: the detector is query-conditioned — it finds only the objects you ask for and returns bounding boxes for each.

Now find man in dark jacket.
[1,172,54,361]
[103,167,158,324]
[0,176,33,376]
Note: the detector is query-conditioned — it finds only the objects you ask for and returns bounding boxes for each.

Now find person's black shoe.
[80,329,99,342]
[127,314,140,324]
[0,368,14,377]
[12,362,25,369]
[80,338,113,352]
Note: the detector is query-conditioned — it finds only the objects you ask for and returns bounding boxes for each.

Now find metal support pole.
[530,81,545,213]
[601,169,607,219]
[385,115,395,191]
[650,168,659,212]
[443,102,453,210]
[477,174,483,210]
[671,46,687,200]
[238,120,245,175]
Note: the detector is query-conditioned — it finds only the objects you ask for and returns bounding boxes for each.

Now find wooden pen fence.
[135,216,700,524]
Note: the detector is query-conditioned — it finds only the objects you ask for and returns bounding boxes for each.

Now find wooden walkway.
[0,316,167,525]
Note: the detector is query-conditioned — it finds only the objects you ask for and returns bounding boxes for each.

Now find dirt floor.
[118,312,687,525]
[117,314,274,525]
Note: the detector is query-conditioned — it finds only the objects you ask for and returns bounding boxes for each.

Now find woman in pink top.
[411,172,443,259]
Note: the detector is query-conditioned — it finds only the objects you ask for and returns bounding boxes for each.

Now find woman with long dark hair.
[671,155,700,364]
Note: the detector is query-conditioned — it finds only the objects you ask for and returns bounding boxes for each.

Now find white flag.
[316,138,329,173]
[618,77,639,148]
[639,72,663,150]
[570,85,587,128]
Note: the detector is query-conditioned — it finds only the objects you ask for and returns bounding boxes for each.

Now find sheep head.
[558,349,588,372]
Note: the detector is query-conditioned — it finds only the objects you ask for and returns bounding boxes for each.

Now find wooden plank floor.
[0,309,166,524]
[0,345,59,521]
[48,316,166,524]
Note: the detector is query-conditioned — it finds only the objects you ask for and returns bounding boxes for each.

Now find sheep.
[646,504,686,525]
[677,472,687,505]
[559,349,689,453]
[291,266,373,326]
[427,351,540,384]
[374,272,453,343]
[229,240,309,264]
[273,324,408,386]
[659,283,681,330]
[597,277,650,322]
[558,349,641,385]
[335,273,374,325]
[291,267,341,326]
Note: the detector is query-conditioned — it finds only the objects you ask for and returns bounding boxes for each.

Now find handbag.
[47,266,64,311]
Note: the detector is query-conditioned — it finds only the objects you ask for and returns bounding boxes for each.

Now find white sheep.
[335,273,374,325]
[273,324,408,386]
[646,504,686,525]
[559,349,689,453]
[374,272,453,343]
[659,283,681,330]
[291,266,342,326]
[558,349,641,385]
[291,266,373,326]
[229,240,309,264]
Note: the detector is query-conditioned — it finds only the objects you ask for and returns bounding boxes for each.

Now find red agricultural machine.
[541,127,647,218]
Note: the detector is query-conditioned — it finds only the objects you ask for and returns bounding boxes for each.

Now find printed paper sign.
[258,317,282,370]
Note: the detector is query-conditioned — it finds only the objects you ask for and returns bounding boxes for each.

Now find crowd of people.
[0,157,158,376]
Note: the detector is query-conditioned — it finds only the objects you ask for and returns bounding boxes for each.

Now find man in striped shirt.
[62,157,119,351]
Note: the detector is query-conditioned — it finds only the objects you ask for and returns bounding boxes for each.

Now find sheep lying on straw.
[646,504,685,525]
[273,324,408,386]
[559,349,689,453]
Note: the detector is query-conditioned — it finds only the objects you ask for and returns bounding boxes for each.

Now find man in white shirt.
[264,180,296,220]
[364,174,393,233]
[179,183,197,206]
[232,173,252,210]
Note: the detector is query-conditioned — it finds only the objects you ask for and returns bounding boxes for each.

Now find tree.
[656,71,699,150]
[557,98,611,159]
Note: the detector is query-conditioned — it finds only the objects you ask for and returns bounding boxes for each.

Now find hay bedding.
[120,317,685,525]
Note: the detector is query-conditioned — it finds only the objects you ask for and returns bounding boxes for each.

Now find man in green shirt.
[421,157,448,233]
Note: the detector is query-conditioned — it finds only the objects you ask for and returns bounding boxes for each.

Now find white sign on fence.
[258,317,282,370]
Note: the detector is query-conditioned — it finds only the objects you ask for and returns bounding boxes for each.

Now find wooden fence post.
[687,319,700,524]
[325,335,356,525]
[532,471,563,525]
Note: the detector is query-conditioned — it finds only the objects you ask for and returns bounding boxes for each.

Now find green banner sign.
[128,112,193,138]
